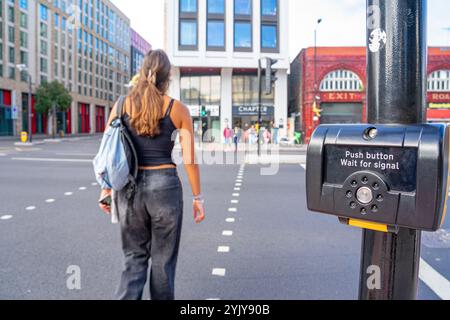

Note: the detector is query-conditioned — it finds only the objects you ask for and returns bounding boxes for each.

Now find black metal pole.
[359,0,427,300]
[28,74,32,143]
[257,58,262,157]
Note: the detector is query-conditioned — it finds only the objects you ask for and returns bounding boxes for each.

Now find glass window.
[180,21,197,46]
[261,0,277,16]
[261,25,277,49]
[208,0,224,14]
[180,0,197,13]
[207,21,225,48]
[234,22,251,48]
[235,0,251,15]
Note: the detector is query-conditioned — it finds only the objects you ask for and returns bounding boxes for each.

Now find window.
[232,74,274,106]
[180,0,197,13]
[207,0,225,50]
[320,70,363,92]
[428,70,450,92]
[180,75,221,106]
[260,0,278,52]
[179,0,198,50]
[234,0,252,51]
[235,0,251,15]
[180,21,197,47]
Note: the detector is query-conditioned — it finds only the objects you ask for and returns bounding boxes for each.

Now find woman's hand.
[99,189,112,214]
[193,199,205,224]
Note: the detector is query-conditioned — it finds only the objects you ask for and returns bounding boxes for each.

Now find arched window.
[428,70,450,92]
[320,70,363,92]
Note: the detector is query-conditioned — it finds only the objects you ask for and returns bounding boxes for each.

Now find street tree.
[35,81,73,138]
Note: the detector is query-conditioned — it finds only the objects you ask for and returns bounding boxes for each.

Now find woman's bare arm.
[177,103,201,197]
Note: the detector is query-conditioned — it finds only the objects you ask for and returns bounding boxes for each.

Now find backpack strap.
[116,95,126,120]
[164,99,175,118]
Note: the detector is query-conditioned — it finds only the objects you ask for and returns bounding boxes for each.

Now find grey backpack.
[93,96,138,198]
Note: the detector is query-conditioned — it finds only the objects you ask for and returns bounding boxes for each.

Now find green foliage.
[35,81,72,114]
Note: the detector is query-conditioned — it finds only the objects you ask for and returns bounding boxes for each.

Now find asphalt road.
[0,137,449,300]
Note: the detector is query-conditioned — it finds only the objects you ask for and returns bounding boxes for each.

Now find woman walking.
[98,50,205,300]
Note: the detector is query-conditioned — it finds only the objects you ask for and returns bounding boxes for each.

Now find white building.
[165,0,289,142]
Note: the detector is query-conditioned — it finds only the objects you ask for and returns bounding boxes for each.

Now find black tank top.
[123,99,177,167]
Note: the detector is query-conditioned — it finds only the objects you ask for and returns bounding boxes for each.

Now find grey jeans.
[116,168,183,300]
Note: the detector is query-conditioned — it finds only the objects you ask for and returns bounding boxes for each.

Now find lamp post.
[16,64,32,143]
[313,19,323,126]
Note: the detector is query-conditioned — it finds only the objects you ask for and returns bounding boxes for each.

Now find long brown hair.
[129,49,171,137]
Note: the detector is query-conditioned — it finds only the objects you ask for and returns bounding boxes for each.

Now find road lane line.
[218,246,230,253]
[45,199,55,203]
[222,231,233,236]
[64,192,73,196]
[228,208,237,213]
[234,188,241,191]
[0,215,13,220]
[26,206,36,211]
[419,258,450,300]
[79,187,87,191]
[12,157,92,163]
[212,269,226,277]
[91,182,98,186]
[226,218,236,223]
[232,193,240,197]
[236,179,243,183]
[235,183,242,187]
[231,200,239,204]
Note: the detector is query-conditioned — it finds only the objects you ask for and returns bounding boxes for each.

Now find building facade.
[130,28,151,78]
[289,46,450,143]
[165,0,290,143]
[0,0,131,137]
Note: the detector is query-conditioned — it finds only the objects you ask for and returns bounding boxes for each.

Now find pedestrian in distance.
[98,49,205,301]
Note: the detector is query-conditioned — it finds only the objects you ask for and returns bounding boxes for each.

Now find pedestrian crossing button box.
[306,124,450,232]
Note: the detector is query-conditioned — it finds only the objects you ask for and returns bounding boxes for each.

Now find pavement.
[0,136,448,300]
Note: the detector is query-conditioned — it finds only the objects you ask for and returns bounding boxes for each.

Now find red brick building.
[289,47,450,143]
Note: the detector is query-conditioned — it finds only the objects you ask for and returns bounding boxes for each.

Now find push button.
[356,187,373,204]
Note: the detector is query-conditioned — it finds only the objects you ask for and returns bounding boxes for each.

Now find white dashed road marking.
[232,193,240,197]
[228,208,237,213]
[45,199,55,203]
[234,188,241,191]
[64,192,73,196]
[79,187,87,191]
[301,164,306,170]
[226,218,236,223]
[231,200,239,204]
[26,206,36,211]
[0,215,13,220]
[419,258,450,300]
[91,182,98,186]
[12,157,92,163]
[218,246,230,253]
[212,268,226,277]
[222,231,233,236]
[235,183,242,187]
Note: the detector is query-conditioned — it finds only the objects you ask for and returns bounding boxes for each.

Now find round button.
[373,183,380,190]
[361,208,367,215]
[356,187,373,204]
[346,191,353,199]
[362,177,369,184]
[377,195,384,202]
[372,205,379,213]
[351,180,358,187]
[350,202,357,209]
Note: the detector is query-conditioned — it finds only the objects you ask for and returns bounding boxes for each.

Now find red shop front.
[95,105,106,133]
[318,92,366,125]
[78,103,90,134]
[427,92,450,123]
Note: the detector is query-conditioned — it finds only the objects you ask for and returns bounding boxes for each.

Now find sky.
[111,0,450,61]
